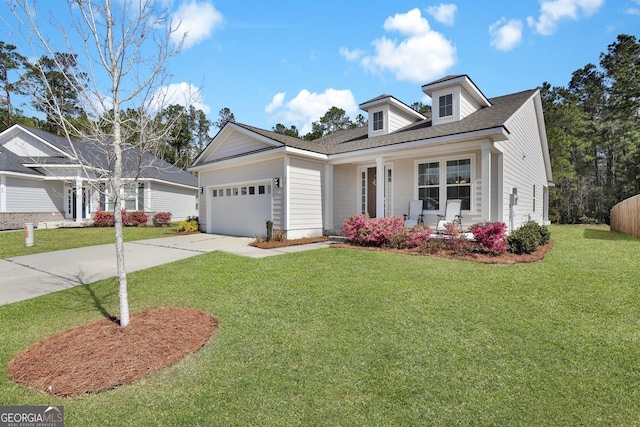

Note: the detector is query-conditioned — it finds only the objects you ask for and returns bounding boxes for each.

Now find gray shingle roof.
[321,89,536,155]
[5,126,197,187]
[0,145,43,176]
[213,89,536,159]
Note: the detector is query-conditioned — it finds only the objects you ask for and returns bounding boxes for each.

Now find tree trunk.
[113,116,130,327]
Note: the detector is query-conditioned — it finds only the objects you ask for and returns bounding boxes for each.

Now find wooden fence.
[610,194,640,239]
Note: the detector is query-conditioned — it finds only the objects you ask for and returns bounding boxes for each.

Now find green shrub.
[508,221,551,254]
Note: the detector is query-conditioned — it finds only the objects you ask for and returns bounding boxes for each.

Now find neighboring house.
[190,75,553,238]
[0,124,198,230]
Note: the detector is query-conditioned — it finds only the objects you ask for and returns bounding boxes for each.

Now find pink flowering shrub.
[443,222,459,236]
[468,221,508,254]
[153,211,172,226]
[363,216,406,246]
[406,225,433,248]
[341,214,433,248]
[126,211,148,227]
[93,209,148,227]
[93,209,114,227]
[341,214,371,245]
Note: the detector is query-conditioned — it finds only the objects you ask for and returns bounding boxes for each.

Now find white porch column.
[324,164,334,231]
[75,175,83,223]
[0,175,6,212]
[481,143,492,222]
[376,157,385,218]
[283,155,290,232]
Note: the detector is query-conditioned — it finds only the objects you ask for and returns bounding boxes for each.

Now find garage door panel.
[210,183,272,237]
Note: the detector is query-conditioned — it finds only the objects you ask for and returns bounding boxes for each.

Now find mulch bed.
[331,240,554,264]
[8,307,217,397]
[250,236,328,249]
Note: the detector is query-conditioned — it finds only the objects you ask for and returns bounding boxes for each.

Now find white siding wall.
[460,89,481,119]
[149,183,197,220]
[198,157,284,230]
[6,177,62,212]
[332,164,357,229]
[287,156,324,238]
[392,158,414,218]
[500,98,549,229]
[203,132,272,163]
[388,106,414,133]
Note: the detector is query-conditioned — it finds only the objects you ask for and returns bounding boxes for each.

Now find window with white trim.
[533,184,536,212]
[446,159,471,210]
[418,162,440,210]
[373,111,383,131]
[418,158,472,211]
[103,182,145,211]
[439,94,453,118]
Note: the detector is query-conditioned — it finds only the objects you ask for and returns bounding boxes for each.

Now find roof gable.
[0,125,75,160]
[193,122,283,166]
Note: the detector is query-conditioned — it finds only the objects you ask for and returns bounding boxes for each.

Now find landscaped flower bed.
[339,214,552,264]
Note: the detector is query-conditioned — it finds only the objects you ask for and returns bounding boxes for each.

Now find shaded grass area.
[0,226,178,259]
[1,225,639,425]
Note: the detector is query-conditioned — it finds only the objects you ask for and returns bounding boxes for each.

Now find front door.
[360,164,393,218]
[367,167,377,218]
[69,187,87,219]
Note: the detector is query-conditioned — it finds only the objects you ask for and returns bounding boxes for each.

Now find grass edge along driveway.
[0,225,639,426]
[0,226,178,259]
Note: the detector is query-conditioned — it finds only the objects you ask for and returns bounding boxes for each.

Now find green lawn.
[1,225,639,426]
[0,226,178,258]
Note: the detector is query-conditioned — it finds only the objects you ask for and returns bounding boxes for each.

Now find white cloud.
[527,0,604,35]
[265,88,358,135]
[339,47,364,61]
[626,5,640,16]
[426,4,457,26]
[265,92,286,114]
[341,8,456,83]
[171,1,224,49]
[489,18,523,51]
[384,8,431,35]
[150,82,210,114]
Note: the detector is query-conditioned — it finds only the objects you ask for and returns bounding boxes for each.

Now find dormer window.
[373,111,384,131]
[439,94,453,118]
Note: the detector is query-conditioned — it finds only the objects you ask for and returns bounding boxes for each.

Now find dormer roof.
[359,94,426,121]
[422,74,491,108]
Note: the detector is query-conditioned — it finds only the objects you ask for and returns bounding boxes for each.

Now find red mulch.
[250,236,328,249]
[331,240,554,264]
[8,307,217,398]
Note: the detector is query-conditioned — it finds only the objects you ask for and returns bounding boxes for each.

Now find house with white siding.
[190,75,553,238]
[0,124,198,230]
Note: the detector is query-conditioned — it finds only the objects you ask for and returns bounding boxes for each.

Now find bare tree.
[12,0,185,327]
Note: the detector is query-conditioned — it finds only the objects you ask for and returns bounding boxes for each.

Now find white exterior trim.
[0,175,6,212]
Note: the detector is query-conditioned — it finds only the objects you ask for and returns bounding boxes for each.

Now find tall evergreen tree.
[0,41,27,128]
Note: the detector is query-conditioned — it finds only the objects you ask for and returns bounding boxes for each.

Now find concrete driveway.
[0,233,331,306]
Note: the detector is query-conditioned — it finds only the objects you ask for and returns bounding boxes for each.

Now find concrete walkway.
[0,234,331,306]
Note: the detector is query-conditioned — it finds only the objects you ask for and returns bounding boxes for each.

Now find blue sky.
[2,1,640,135]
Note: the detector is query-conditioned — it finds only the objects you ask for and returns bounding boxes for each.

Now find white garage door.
[209,183,272,237]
